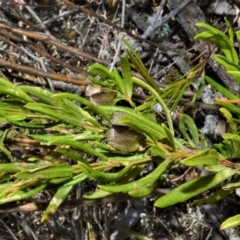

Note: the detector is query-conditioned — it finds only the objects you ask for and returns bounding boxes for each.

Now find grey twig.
[141,0,167,39]
[160,0,193,28]
[43,9,80,26]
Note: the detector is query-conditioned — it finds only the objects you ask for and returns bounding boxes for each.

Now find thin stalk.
[132,77,174,136]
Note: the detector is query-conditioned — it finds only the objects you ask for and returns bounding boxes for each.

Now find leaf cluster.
[194,19,240,229]
[0,33,239,232]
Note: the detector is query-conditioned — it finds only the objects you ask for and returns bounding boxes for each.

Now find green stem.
[132,77,174,136]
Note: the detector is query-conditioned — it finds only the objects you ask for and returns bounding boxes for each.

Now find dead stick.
[0,189,169,212]
[0,60,87,85]
[60,0,176,52]
[0,29,88,76]
[0,23,109,66]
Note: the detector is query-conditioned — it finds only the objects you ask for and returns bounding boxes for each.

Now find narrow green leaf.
[99,158,171,193]
[168,79,190,112]
[225,17,238,64]
[226,18,234,44]
[195,23,236,63]
[111,68,125,94]
[219,108,237,133]
[87,220,97,240]
[0,182,47,205]
[24,103,83,127]
[31,132,104,143]
[15,164,73,180]
[221,214,240,229]
[88,76,113,88]
[215,56,240,84]
[56,98,81,117]
[0,77,18,88]
[132,77,174,136]
[227,71,240,85]
[154,169,235,208]
[49,139,108,161]
[53,92,110,121]
[8,119,58,129]
[215,55,240,71]
[0,130,12,159]
[108,107,169,142]
[53,94,101,127]
[215,138,240,159]
[205,165,227,172]
[0,85,34,103]
[121,57,133,99]
[193,71,205,102]
[109,154,151,164]
[179,114,199,148]
[79,162,131,182]
[181,149,219,166]
[223,181,240,190]
[122,38,161,92]
[19,86,55,105]
[54,147,87,163]
[84,188,113,199]
[205,76,238,100]
[236,31,240,42]
[215,101,240,115]
[41,173,87,222]
[193,188,233,205]
[111,111,165,140]
[0,163,46,173]
[223,133,240,141]
[88,63,112,80]
[0,179,39,199]
[195,23,225,36]
[128,181,157,197]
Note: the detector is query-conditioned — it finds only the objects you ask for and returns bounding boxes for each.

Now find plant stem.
[132,77,174,136]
